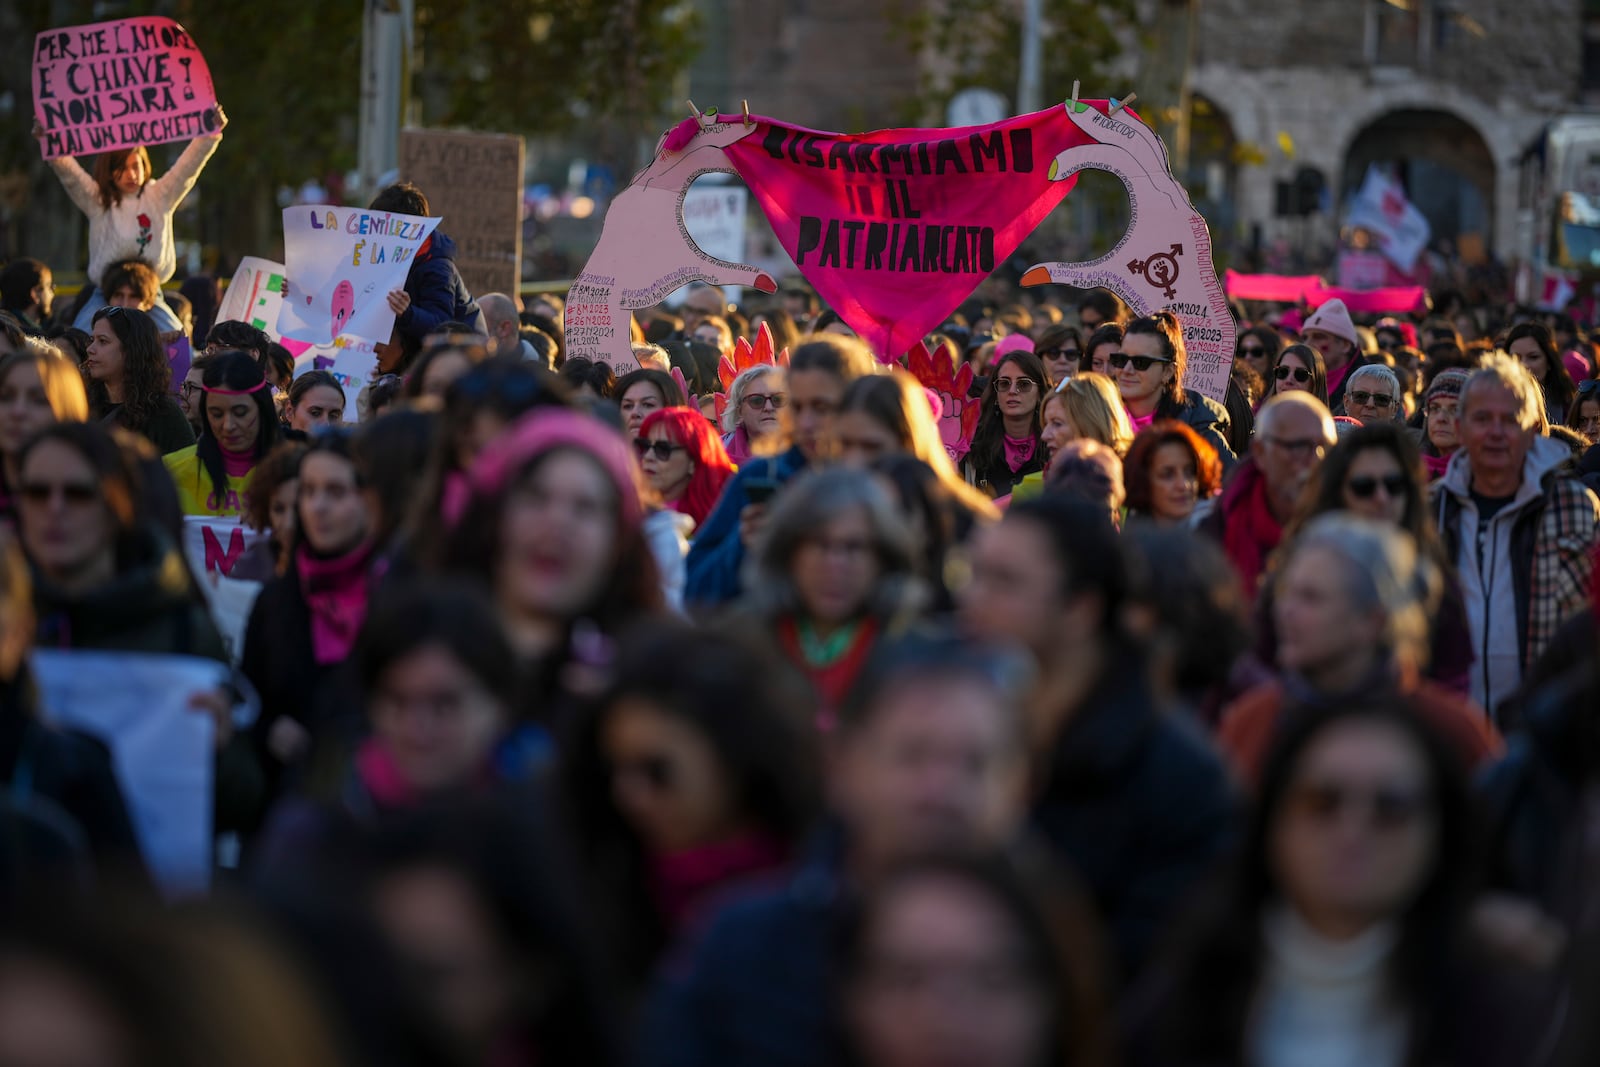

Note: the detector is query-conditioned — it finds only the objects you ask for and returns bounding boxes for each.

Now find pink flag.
[725,108,1098,360]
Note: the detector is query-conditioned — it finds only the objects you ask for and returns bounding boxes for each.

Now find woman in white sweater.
[1125,702,1533,1067]
[35,108,225,332]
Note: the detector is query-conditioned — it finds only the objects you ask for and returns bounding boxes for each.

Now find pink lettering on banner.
[182,516,266,580]
[201,524,245,576]
[32,17,218,160]
[723,109,1096,360]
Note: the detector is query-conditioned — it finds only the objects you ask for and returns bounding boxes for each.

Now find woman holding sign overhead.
[34,107,225,333]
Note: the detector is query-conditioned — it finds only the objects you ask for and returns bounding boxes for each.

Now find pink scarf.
[1422,451,1451,481]
[1222,467,1282,600]
[297,539,375,665]
[723,425,754,466]
[220,444,255,478]
[650,833,788,929]
[1002,432,1037,473]
[355,738,416,809]
[1128,408,1157,435]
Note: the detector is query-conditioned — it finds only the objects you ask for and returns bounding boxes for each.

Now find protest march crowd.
[4,79,1600,1067]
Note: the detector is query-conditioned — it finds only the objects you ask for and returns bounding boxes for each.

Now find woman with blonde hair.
[0,341,89,527]
[1042,372,1134,460]
[833,370,999,524]
[722,364,788,465]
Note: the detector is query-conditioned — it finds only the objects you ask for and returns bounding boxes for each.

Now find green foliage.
[413,0,700,135]
[889,0,1139,123]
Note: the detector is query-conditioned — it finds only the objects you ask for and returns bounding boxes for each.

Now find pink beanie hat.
[990,333,1036,366]
[447,409,642,530]
[1302,298,1360,348]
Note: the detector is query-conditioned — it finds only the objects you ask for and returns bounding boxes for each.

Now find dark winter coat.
[396,231,487,343]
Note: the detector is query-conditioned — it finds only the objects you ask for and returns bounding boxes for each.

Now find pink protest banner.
[1224,271,1325,303]
[1020,101,1238,403]
[1307,285,1429,316]
[566,112,777,377]
[32,17,218,160]
[725,108,1095,360]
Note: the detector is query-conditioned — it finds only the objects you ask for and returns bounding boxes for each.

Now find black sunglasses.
[1291,780,1431,830]
[20,481,99,506]
[743,393,787,411]
[634,439,685,460]
[1346,473,1408,500]
[1275,365,1311,384]
[1239,345,1267,358]
[1348,390,1395,409]
[1108,353,1172,372]
[1036,346,1081,359]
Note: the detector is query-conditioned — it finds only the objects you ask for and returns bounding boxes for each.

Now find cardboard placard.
[398,128,525,299]
[33,17,218,159]
[1020,102,1237,404]
[278,206,440,345]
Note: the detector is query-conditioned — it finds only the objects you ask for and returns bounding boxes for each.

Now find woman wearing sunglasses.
[636,407,736,531]
[1115,312,1237,470]
[962,350,1047,498]
[1263,424,1475,698]
[1131,698,1520,1067]
[1266,342,1330,409]
[1236,325,1283,384]
[721,365,788,465]
[1033,323,1084,386]
[565,618,816,988]
[1220,514,1498,786]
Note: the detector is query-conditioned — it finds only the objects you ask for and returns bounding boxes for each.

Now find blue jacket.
[636,832,843,1067]
[397,231,486,343]
[685,446,808,609]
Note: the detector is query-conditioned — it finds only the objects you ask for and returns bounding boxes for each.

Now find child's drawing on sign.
[1019,99,1237,403]
[277,206,438,346]
[567,109,777,376]
[330,280,355,340]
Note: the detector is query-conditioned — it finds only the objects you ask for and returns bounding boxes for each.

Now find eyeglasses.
[1108,353,1172,373]
[1348,390,1396,409]
[684,305,722,318]
[1265,436,1327,460]
[19,481,99,506]
[1275,365,1311,384]
[993,377,1038,394]
[743,393,787,412]
[1288,780,1432,831]
[633,439,685,461]
[1239,345,1266,359]
[1346,473,1408,499]
[1036,346,1081,360]
[179,381,202,399]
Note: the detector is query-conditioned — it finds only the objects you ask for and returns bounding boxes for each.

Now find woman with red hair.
[1123,419,1223,527]
[636,407,737,531]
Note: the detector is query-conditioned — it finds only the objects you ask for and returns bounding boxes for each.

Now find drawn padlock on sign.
[1020,100,1238,403]
[566,110,777,378]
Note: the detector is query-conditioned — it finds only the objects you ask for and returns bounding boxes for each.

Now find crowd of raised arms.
[0,116,1599,1067]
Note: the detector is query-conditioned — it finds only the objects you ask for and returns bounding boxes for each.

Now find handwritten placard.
[33,17,218,160]
[278,206,440,346]
[398,128,525,298]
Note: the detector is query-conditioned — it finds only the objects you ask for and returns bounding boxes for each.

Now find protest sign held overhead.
[399,128,525,298]
[724,107,1093,360]
[32,16,219,160]
[1019,99,1237,403]
[277,205,440,346]
[567,111,777,377]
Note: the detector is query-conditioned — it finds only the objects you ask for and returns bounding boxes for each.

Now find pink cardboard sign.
[1020,101,1238,404]
[33,17,218,160]
[566,111,777,377]
[724,109,1095,360]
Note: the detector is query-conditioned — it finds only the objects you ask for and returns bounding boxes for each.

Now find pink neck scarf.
[1002,432,1036,473]
[296,539,375,665]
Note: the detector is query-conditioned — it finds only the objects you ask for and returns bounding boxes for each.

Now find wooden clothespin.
[1108,91,1138,114]
[1070,80,1080,106]
[686,99,705,127]
[742,99,752,128]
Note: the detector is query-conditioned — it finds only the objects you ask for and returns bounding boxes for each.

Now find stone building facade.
[1191,0,1587,258]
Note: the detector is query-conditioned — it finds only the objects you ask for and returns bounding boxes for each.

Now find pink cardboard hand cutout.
[1020,102,1237,403]
[566,111,778,378]
[907,340,980,462]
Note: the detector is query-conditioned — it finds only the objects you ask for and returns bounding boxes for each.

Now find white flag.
[1345,165,1430,274]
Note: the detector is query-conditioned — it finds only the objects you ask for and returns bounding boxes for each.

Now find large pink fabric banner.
[726,108,1099,359]
[33,17,218,160]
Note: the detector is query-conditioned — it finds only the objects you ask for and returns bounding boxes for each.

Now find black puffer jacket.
[1155,388,1238,472]
[395,231,487,343]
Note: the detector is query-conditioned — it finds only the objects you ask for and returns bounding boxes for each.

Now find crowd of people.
[0,119,1599,1067]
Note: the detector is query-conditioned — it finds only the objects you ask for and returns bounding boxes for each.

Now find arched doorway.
[1341,109,1495,251]
[1187,93,1239,237]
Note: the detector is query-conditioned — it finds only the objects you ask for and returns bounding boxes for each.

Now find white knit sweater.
[48,135,220,287]
[1251,908,1409,1067]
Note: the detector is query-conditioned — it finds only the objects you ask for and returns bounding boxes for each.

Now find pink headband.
[447,409,643,531]
[203,380,269,396]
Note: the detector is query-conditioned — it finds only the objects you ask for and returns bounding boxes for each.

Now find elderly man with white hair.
[1342,363,1403,425]
[1198,391,1337,599]
[1433,353,1599,714]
